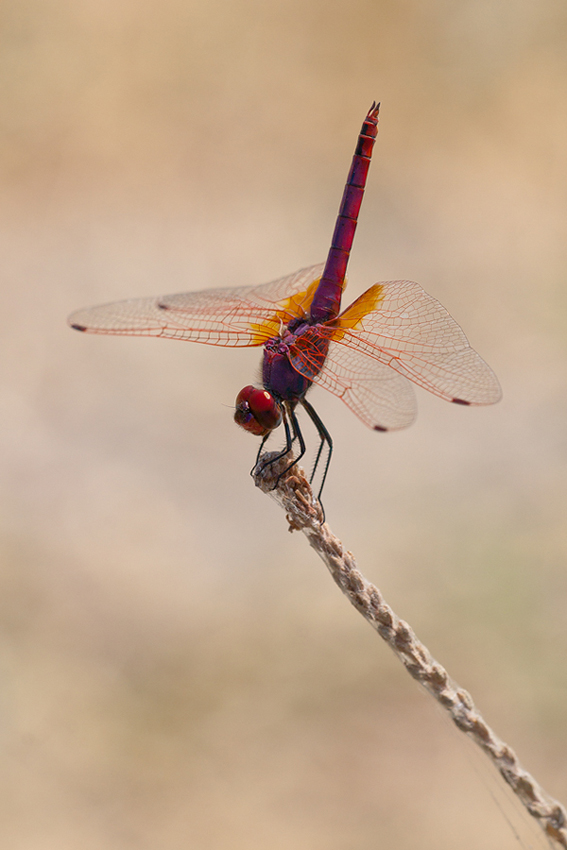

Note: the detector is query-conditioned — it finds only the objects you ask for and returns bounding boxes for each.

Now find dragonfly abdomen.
[309,102,380,325]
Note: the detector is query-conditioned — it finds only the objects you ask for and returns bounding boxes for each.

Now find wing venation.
[331,280,502,405]
[68,263,325,347]
[291,337,417,431]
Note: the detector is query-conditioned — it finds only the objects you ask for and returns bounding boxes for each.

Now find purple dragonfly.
[69,103,501,502]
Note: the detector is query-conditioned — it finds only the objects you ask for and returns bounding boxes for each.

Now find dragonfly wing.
[290,334,417,430]
[68,263,325,347]
[331,280,502,405]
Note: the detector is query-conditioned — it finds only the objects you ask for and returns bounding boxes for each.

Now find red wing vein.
[308,340,417,431]
[68,263,325,347]
[333,280,502,404]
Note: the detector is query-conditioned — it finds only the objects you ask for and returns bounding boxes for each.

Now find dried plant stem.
[254,453,567,848]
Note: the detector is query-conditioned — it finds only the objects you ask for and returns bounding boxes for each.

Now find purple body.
[307,102,380,326]
[262,320,312,401]
[262,102,380,402]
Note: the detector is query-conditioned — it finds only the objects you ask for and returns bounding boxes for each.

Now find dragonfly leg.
[300,397,333,504]
[256,406,295,485]
[250,432,271,478]
[275,403,306,485]
[309,425,326,485]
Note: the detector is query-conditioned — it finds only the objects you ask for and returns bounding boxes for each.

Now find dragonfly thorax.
[234,385,282,437]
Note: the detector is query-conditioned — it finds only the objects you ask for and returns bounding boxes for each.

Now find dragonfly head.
[234,385,282,437]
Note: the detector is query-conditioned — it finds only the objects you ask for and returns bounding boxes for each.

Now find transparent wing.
[288,279,501,429]
[312,339,417,430]
[68,263,325,347]
[329,280,502,405]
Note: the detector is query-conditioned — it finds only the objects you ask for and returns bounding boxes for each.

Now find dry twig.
[254,452,567,848]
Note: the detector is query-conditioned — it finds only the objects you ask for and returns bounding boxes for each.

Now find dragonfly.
[69,102,501,504]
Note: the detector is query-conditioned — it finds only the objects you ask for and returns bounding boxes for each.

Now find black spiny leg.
[300,397,333,504]
[251,431,271,478]
[275,402,306,485]
[256,405,295,486]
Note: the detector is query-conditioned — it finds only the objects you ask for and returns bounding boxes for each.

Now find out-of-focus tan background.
[1,0,566,847]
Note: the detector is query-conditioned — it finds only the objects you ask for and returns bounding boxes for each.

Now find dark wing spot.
[71,323,87,332]
[452,398,470,406]
[157,302,170,310]
[374,425,388,432]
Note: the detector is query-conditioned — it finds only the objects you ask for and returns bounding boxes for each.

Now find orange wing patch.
[329,284,384,340]
[249,277,321,344]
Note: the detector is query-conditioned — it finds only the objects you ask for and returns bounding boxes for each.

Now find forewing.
[289,331,417,430]
[330,281,502,405]
[68,263,325,347]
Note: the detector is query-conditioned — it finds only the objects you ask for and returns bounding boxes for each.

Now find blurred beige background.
[1,0,566,847]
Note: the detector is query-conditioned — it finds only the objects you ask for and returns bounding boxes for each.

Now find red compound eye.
[234,386,282,436]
